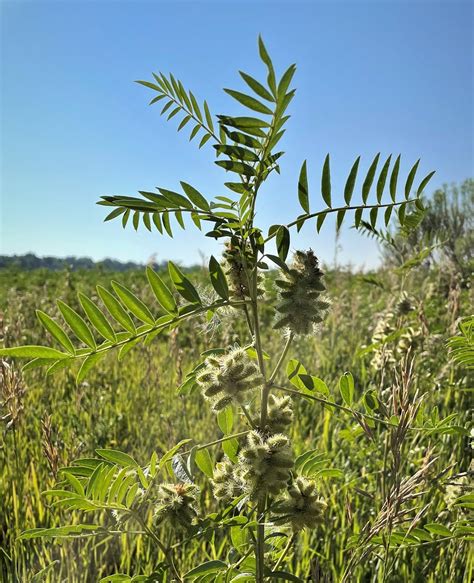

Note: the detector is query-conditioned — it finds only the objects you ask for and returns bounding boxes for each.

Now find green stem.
[269,334,294,384]
[241,404,257,429]
[273,534,296,571]
[272,384,431,432]
[252,293,268,583]
[181,430,250,456]
[250,265,268,583]
[263,198,419,244]
[134,513,181,582]
[256,498,267,583]
[242,107,278,583]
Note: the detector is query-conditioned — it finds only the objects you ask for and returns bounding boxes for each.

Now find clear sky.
[1,0,472,268]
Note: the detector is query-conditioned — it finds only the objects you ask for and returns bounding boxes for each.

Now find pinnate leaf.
[78,294,116,343]
[180,182,210,211]
[224,89,272,115]
[339,372,355,406]
[36,310,75,354]
[146,266,177,314]
[111,281,155,325]
[209,256,229,300]
[0,346,70,360]
[298,160,309,213]
[344,156,360,205]
[168,262,201,304]
[362,153,380,203]
[321,154,331,207]
[57,301,96,350]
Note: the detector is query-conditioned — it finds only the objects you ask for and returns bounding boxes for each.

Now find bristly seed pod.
[196,348,262,411]
[211,457,244,502]
[274,250,330,335]
[153,483,198,530]
[264,394,293,434]
[395,291,415,316]
[223,240,265,300]
[238,430,294,499]
[272,476,327,531]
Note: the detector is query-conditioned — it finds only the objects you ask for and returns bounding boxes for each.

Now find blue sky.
[1,0,472,268]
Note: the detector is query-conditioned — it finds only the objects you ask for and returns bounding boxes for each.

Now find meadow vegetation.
[0,37,472,582]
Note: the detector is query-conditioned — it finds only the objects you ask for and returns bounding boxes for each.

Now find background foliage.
[1,193,472,580]
[1,31,472,581]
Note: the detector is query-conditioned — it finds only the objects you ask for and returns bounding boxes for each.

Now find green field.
[1,239,472,582]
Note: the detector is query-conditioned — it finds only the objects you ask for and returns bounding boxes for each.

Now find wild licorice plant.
[1,39,443,582]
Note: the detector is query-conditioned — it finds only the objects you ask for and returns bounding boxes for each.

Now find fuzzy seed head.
[153,482,198,530]
[223,241,265,300]
[273,476,327,531]
[395,292,415,316]
[274,250,330,336]
[265,395,293,433]
[211,457,244,502]
[238,431,294,500]
[196,348,262,411]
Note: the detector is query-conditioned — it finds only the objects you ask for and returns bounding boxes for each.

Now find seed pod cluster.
[212,457,244,502]
[274,250,330,335]
[223,241,265,300]
[395,292,415,316]
[371,308,423,371]
[196,348,262,411]
[153,483,198,529]
[273,476,327,531]
[261,394,293,434]
[398,326,423,352]
[238,431,294,499]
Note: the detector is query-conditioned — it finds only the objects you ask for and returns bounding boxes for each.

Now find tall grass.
[1,260,471,582]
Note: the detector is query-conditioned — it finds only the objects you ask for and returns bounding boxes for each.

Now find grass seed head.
[0,360,25,431]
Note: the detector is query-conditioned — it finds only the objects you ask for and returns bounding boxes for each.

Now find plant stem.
[181,430,251,455]
[272,385,430,432]
[241,404,257,429]
[256,498,267,583]
[250,269,269,583]
[273,534,296,571]
[269,334,294,384]
[262,198,419,244]
[244,108,278,583]
[135,514,181,582]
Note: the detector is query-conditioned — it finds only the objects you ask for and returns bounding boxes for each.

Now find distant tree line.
[0,254,169,272]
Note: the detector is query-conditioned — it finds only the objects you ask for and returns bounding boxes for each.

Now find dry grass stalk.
[0,360,25,431]
[41,414,61,479]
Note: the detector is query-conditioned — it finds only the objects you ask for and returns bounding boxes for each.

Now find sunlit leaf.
[36,311,75,354]
[146,266,178,314]
[168,261,201,304]
[298,160,309,213]
[321,154,331,208]
[111,281,155,325]
[209,256,229,300]
[78,294,116,343]
[57,301,96,350]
